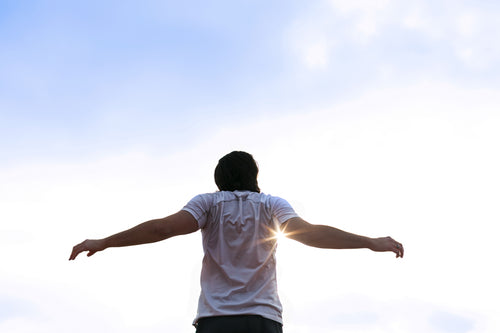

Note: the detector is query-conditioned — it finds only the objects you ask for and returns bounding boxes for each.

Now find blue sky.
[2,0,305,162]
[1,1,500,332]
[3,0,498,163]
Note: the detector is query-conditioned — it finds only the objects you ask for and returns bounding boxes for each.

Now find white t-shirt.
[182,190,299,325]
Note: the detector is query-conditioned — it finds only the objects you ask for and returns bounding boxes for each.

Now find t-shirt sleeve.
[269,196,299,224]
[182,194,211,229]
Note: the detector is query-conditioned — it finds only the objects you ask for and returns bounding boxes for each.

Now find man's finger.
[394,242,404,259]
[69,248,79,260]
[69,244,83,260]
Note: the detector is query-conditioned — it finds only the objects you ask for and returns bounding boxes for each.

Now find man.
[70,151,404,333]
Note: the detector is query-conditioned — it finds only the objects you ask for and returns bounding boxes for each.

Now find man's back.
[183,190,298,325]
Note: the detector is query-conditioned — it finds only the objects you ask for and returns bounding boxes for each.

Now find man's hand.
[370,236,404,258]
[69,239,106,260]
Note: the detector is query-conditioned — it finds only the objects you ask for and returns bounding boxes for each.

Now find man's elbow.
[283,220,317,244]
[153,219,175,240]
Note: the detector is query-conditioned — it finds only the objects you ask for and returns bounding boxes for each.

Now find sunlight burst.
[273,229,288,242]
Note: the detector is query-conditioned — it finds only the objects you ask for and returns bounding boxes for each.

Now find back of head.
[214,151,260,193]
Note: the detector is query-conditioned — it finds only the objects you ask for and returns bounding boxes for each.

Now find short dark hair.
[214,151,260,193]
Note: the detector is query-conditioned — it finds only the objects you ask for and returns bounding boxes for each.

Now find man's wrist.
[365,237,376,251]
[98,238,109,250]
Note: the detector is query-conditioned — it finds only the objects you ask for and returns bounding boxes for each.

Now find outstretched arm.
[281,217,404,258]
[69,210,199,260]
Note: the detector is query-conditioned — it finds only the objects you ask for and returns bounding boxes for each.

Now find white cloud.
[286,1,500,73]
[217,81,500,332]
[328,0,393,14]
[329,0,393,40]
[399,3,500,70]
[2,81,499,332]
[455,12,479,38]
[303,40,330,69]
[285,14,334,70]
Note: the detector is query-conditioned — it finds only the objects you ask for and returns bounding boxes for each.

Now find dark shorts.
[195,315,283,333]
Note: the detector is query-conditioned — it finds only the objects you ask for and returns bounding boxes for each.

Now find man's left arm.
[69,210,199,260]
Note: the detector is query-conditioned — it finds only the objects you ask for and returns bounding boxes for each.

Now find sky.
[1,0,499,332]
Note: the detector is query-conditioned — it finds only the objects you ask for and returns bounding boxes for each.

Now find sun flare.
[274,229,288,242]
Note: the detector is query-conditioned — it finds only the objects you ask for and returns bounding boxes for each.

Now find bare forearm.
[292,224,374,249]
[101,219,171,249]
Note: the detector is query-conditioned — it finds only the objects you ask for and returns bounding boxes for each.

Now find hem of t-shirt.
[193,313,283,326]
[277,213,300,225]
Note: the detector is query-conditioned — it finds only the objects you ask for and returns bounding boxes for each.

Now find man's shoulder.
[191,191,288,203]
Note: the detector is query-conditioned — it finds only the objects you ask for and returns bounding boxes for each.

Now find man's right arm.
[69,210,199,260]
[281,217,404,258]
